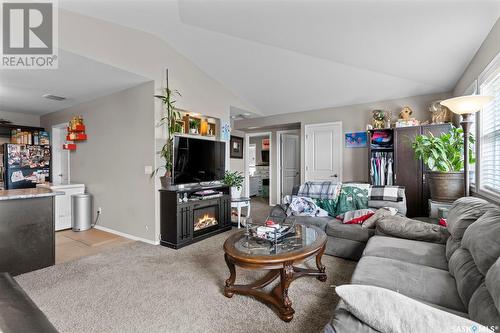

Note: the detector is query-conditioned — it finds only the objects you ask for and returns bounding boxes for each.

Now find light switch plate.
[144,165,153,175]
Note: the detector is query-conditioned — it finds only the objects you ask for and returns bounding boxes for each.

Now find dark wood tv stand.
[159,184,232,249]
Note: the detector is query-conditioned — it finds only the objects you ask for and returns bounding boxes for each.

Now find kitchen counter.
[0,187,59,275]
[0,187,63,201]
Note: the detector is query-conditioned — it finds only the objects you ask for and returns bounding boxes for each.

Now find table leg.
[246,201,251,220]
[316,244,327,282]
[224,254,236,298]
[237,205,241,229]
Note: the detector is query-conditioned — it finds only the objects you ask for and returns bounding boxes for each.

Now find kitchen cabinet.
[38,183,85,230]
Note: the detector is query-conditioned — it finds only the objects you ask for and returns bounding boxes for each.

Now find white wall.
[0,110,40,127]
[54,10,257,242]
[454,18,500,95]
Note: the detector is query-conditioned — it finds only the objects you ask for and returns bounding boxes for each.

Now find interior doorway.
[278,130,300,203]
[244,132,272,206]
[52,123,70,185]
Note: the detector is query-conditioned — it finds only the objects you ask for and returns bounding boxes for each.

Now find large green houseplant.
[153,69,181,188]
[412,126,475,201]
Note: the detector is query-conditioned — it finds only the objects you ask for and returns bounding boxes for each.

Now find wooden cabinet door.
[176,206,192,244]
[394,127,422,217]
[421,124,452,214]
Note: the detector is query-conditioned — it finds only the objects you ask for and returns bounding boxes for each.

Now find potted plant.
[412,126,475,201]
[189,118,200,134]
[152,69,181,188]
[223,170,244,198]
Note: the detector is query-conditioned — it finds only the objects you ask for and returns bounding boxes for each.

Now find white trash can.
[72,193,93,231]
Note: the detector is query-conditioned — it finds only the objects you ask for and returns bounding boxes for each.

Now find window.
[478,54,500,198]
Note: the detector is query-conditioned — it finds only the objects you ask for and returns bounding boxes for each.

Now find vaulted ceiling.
[61,0,500,116]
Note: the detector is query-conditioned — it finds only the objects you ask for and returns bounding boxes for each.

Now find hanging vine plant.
[152,69,182,186]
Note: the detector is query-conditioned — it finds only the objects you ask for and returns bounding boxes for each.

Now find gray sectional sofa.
[270,186,407,260]
[325,197,500,332]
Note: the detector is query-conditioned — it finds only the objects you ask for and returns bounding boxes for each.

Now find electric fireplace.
[193,204,219,235]
[159,184,232,249]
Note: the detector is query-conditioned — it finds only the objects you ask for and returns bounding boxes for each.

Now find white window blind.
[479,70,500,197]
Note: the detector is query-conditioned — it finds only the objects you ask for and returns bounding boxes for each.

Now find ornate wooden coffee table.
[223,224,327,322]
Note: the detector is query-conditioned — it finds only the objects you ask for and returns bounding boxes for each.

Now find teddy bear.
[399,106,413,120]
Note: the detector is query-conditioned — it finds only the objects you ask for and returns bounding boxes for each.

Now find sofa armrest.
[376,215,450,244]
[269,204,288,218]
[0,272,58,333]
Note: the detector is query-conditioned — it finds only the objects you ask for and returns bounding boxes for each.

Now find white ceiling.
[58,1,500,115]
[0,50,150,115]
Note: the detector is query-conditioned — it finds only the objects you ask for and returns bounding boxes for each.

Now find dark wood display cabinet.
[159,184,232,249]
[369,123,452,217]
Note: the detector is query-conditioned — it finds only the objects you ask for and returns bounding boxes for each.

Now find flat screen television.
[173,136,226,185]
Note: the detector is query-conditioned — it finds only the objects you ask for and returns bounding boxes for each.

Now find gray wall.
[235,92,451,203]
[454,18,500,95]
[41,82,156,241]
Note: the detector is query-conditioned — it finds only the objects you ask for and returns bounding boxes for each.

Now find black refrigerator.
[3,144,51,189]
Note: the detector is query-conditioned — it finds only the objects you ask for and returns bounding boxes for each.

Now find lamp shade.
[440,95,493,115]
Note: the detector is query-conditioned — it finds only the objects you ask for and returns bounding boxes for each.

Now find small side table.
[231,197,251,229]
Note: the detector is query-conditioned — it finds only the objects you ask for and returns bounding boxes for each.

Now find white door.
[305,122,342,182]
[52,125,70,184]
[281,133,300,200]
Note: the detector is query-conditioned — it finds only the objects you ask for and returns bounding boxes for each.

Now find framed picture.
[230,136,244,159]
[262,138,270,151]
[345,131,368,148]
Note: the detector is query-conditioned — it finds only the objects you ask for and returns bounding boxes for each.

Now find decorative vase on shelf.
[231,187,242,199]
[160,175,172,188]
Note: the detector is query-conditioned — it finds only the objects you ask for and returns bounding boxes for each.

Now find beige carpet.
[16,230,356,333]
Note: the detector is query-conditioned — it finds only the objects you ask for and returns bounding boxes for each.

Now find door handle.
[330,174,338,178]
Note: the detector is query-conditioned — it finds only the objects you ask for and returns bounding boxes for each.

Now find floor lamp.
[440,95,493,197]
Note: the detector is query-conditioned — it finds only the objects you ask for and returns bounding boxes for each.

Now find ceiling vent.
[42,94,66,101]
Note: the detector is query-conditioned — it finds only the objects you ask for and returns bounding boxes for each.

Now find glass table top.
[232,224,321,257]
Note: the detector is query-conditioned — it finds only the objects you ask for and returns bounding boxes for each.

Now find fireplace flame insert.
[193,204,219,235]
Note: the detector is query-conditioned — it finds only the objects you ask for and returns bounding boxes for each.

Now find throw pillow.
[335,284,492,333]
[377,215,450,244]
[335,183,370,216]
[340,209,375,224]
[362,207,398,229]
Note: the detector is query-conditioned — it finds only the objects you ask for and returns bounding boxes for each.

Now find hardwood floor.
[56,229,134,264]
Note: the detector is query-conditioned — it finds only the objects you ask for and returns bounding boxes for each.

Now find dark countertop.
[0,187,64,201]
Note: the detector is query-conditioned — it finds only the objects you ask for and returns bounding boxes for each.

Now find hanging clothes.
[370,152,393,186]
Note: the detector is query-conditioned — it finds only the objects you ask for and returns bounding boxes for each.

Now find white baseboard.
[94,225,159,245]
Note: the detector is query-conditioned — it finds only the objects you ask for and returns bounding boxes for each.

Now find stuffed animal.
[399,106,413,120]
[372,110,386,129]
[429,101,452,124]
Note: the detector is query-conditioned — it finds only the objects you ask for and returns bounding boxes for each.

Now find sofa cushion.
[325,236,367,261]
[326,219,375,242]
[368,187,407,216]
[288,216,331,231]
[335,284,488,333]
[486,258,500,320]
[468,283,500,328]
[351,256,466,312]
[448,248,484,307]
[446,236,461,261]
[376,215,449,244]
[462,208,500,275]
[446,197,493,241]
[363,236,448,270]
